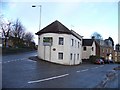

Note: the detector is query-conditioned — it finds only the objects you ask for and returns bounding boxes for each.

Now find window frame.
[83,46,86,51]
[92,47,94,51]
[78,42,80,48]
[77,54,79,60]
[70,53,72,60]
[59,37,64,45]
[58,52,63,60]
[71,39,74,46]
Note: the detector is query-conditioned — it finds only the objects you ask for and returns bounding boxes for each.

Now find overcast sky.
[1,0,119,45]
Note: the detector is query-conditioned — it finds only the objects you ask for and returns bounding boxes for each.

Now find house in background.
[114,44,120,62]
[36,20,83,65]
[82,39,100,60]
[82,38,114,61]
[96,39,115,61]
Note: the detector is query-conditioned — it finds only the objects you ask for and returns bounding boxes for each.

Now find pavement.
[2,51,120,88]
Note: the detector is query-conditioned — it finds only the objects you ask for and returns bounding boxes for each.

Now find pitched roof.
[36,20,71,35]
[82,39,94,46]
[36,20,82,40]
[95,39,113,48]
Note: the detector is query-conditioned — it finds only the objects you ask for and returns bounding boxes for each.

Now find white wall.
[91,41,96,56]
[69,35,82,65]
[82,41,96,59]
[38,33,82,65]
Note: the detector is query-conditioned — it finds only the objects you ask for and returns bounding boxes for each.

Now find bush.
[89,55,100,63]
[115,61,120,64]
[2,47,36,55]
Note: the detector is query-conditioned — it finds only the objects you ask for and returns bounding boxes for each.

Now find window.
[38,37,40,44]
[59,37,64,45]
[102,49,104,53]
[70,53,72,60]
[43,37,53,46]
[92,47,94,51]
[106,49,108,53]
[78,42,80,48]
[83,47,86,51]
[58,52,63,60]
[77,54,79,60]
[75,40,76,47]
[74,54,76,61]
[71,39,74,46]
[110,49,112,53]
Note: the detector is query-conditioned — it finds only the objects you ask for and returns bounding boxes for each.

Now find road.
[2,51,120,88]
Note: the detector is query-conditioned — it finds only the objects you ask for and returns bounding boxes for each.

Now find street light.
[32,5,42,31]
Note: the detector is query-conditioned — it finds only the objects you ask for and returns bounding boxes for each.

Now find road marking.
[21,58,26,60]
[3,58,36,64]
[76,71,81,72]
[81,69,88,72]
[99,65,104,67]
[27,60,36,62]
[91,67,98,69]
[28,74,69,84]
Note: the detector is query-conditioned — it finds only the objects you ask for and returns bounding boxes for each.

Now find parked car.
[103,59,110,64]
[109,59,115,64]
[94,59,104,64]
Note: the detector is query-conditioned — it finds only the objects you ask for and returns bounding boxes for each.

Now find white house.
[36,20,83,65]
[82,39,97,59]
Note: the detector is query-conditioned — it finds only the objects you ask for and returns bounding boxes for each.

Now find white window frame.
[58,52,63,60]
[59,37,64,45]
[71,39,74,46]
[92,47,94,51]
[78,42,80,48]
[77,54,79,60]
[70,53,72,60]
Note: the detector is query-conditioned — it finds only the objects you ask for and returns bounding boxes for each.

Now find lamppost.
[32,5,42,31]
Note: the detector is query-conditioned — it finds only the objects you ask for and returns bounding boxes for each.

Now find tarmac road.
[2,51,119,88]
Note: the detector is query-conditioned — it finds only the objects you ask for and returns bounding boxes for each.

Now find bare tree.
[24,32,34,47]
[24,32,34,42]
[12,19,25,39]
[0,16,12,47]
[10,19,26,47]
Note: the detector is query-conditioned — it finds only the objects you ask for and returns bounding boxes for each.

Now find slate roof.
[35,20,82,40]
[82,39,94,46]
[36,20,71,35]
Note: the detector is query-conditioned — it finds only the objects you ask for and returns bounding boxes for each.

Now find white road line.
[27,60,36,62]
[76,71,81,72]
[3,58,34,64]
[28,74,69,84]
[91,67,97,69]
[21,58,26,60]
[99,65,104,67]
[81,69,88,72]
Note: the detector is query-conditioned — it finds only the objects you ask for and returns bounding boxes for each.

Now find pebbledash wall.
[37,33,82,65]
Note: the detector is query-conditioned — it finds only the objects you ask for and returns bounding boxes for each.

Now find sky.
[0,0,119,45]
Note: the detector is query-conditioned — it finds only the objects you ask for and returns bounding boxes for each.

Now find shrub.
[89,55,100,63]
